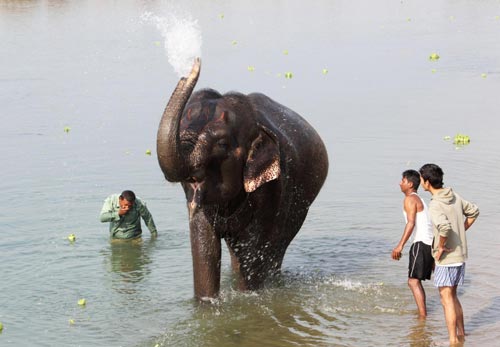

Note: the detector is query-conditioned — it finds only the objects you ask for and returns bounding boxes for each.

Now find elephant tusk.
[189,201,197,220]
[188,183,203,219]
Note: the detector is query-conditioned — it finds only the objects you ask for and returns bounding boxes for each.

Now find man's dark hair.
[419,163,444,189]
[120,190,136,203]
[402,169,420,191]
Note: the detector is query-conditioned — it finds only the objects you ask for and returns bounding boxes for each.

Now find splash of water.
[142,11,202,78]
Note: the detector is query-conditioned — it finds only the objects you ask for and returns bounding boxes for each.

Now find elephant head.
[157,58,281,215]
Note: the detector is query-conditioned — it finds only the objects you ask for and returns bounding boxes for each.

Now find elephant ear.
[243,126,281,193]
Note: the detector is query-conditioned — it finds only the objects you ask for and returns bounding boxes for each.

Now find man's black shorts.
[408,241,434,280]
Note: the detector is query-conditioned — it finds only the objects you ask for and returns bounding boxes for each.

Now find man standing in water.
[100,190,158,239]
[419,163,479,344]
[392,170,434,318]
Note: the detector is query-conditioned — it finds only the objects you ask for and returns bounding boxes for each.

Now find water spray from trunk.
[142,11,202,78]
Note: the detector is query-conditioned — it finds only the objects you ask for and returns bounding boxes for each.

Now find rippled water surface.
[1,1,500,346]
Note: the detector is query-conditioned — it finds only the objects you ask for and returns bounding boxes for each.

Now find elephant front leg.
[226,236,285,291]
[189,211,221,300]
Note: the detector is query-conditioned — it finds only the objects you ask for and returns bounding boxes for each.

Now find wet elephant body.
[157,59,328,299]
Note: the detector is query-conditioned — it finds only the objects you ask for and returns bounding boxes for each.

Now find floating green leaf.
[453,133,470,145]
[429,52,440,61]
[68,234,76,242]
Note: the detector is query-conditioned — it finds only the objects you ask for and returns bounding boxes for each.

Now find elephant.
[157,58,328,300]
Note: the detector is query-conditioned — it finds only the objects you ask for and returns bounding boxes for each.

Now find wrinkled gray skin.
[157,58,328,300]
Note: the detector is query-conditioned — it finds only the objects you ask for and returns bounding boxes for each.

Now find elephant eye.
[180,139,196,153]
[217,139,229,150]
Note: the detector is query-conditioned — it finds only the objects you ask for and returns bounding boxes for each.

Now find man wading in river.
[392,169,434,318]
[100,190,158,239]
[420,163,479,345]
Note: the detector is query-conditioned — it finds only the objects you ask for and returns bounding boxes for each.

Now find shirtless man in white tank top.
[392,169,434,318]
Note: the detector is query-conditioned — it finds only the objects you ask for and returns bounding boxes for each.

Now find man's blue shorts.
[434,263,465,287]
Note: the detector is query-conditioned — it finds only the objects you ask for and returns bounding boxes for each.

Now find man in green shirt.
[100,190,158,239]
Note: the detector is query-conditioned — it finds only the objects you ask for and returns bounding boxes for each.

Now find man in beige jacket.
[419,163,479,345]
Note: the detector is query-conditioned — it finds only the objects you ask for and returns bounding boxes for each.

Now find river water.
[1,1,500,346]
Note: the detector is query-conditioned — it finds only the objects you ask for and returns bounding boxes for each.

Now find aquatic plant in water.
[453,134,471,149]
[429,52,440,61]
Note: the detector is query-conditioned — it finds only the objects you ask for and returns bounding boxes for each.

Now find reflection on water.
[407,318,434,347]
[102,237,156,293]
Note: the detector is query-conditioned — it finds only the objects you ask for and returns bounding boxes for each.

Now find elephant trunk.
[157,58,201,182]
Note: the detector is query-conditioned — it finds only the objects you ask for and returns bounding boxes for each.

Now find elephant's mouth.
[210,192,253,238]
[219,192,250,219]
